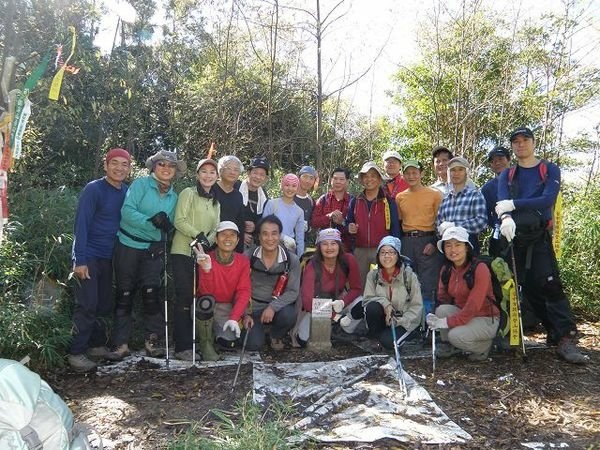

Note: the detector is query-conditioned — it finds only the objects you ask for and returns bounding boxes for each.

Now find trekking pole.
[390,316,407,398]
[163,235,170,369]
[231,325,250,392]
[431,329,436,376]
[509,244,527,360]
[192,252,197,366]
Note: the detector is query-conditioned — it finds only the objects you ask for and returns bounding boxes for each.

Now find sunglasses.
[157,161,177,169]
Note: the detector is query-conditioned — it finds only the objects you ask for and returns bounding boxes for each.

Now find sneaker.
[105,344,131,361]
[435,342,462,359]
[68,354,97,373]
[216,337,237,352]
[339,315,362,334]
[145,334,166,358]
[270,337,285,351]
[174,349,201,361]
[556,337,588,364]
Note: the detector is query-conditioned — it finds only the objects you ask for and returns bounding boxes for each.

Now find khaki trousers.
[435,304,498,354]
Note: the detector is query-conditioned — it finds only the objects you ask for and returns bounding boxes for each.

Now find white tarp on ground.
[253,355,471,445]
[96,351,263,375]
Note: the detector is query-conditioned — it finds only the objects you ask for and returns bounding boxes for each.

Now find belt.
[402,230,435,238]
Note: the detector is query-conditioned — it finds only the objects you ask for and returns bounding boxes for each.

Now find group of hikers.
[68,126,588,373]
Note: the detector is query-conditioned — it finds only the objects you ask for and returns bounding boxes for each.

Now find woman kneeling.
[427,226,499,361]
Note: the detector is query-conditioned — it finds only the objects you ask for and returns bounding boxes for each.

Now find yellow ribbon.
[49,26,77,101]
[507,279,521,346]
[552,191,563,258]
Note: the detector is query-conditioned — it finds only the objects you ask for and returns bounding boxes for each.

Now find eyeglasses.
[157,161,177,169]
[223,166,241,173]
[379,251,397,257]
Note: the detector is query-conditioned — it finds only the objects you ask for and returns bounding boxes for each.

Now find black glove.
[148,211,173,233]
[195,232,211,252]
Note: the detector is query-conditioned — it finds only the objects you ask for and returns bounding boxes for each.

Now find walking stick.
[390,316,407,398]
[163,235,170,369]
[431,329,436,376]
[509,244,527,360]
[232,326,250,391]
[192,252,197,366]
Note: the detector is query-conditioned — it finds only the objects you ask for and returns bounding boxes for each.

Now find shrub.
[558,179,600,319]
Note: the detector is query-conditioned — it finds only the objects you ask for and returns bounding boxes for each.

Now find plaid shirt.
[436,185,487,234]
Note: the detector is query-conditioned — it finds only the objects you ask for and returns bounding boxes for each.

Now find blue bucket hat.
[377,236,402,256]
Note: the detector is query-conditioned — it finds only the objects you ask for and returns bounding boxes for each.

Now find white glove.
[193,245,212,271]
[495,200,515,217]
[500,217,516,242]
[223,319,241,338]
[426,313,448,330]
[281,234,297,251]
[437,221,455,236]
[331,299,345,313]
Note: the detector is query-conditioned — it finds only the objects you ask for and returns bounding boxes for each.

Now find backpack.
[373,255,414,299]
[0,359,95,450]
[440,256,508,334]
[307,254,351,298]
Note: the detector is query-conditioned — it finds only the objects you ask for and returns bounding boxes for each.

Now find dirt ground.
[47,321,600,450]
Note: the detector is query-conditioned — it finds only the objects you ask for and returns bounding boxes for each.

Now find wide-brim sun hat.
[145,150,187,176]
[437,226,473,253]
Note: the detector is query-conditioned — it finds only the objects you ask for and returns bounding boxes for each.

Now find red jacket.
[384,175,409,200]
[311,191,353,250]
[437,261,500,328]
[197,251,251,321]
[301,253,362,311]
[347,189,400,248]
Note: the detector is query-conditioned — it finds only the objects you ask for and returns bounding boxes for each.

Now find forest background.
[0,0,599,369]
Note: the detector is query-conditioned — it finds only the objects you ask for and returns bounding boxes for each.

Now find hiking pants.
[435,304,498,354]
[401,235,443,301]
[70,257,113,355]
[171,254,195,353]
[112,241,165,346]
[244,304,297,351]
[510,233,576,342]
[354,247,377,287]
[363,301,416,350]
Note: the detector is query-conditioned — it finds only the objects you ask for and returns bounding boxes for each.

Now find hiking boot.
[556,337,588,364]
[270,337,285,351]
[87,346,111,361]
[435,342,462,359]
[174,349,201,362]
[216,337,237,352]
[145,333,166,358]
[468,351,490,362]
[68,354,97,373]
[105,344,131,361]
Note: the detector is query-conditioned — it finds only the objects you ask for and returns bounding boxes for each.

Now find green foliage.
[167,393,299,450]
[558,180,600,318]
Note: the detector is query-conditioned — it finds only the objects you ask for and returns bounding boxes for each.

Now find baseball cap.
[298,166,317,177]
[216,221,240,234]
[249,156,270,174]
[196,158,218,172]
[487,146,510,161]
[447,156,470,170]
[509,127,534,142]
[402,159,422,171]
[357,161,385,180]
[382,150,402,163]
[437,226,473,253]
[106,148,131,163]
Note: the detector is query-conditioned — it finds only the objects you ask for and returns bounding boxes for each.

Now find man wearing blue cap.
[496,127,587,364]
[481,146,511,256]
